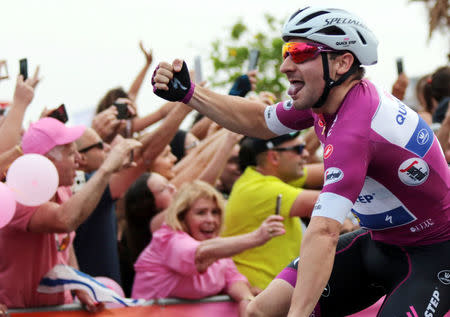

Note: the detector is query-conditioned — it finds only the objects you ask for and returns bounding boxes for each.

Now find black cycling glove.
[152,61,195,103]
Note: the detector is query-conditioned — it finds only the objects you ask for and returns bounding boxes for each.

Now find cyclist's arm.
[188,85,277,139]
[287,216,341,316]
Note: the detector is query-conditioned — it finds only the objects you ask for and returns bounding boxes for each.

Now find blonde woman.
[132,180,284,315]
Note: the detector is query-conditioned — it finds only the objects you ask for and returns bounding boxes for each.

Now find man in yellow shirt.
[222,132,322,290]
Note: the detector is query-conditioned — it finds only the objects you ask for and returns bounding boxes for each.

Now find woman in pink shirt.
[132,180,285,316]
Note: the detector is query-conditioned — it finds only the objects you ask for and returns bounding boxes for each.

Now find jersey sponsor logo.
[396,103,408,125]
[351,206,416,230]
[424,289,440,317]
[323,167,343,186]
[417,128,430,145]
[405,118,434,157]
[323,144,333,159]
[318,119,324,128]
[398,158,429,186]
[371,86,433,158]
[352,177,417,230]
[437,270,450,285]
[266,106,274,119]
[356,194,374,204]
[409,218,434,233]
[283,100,293,110]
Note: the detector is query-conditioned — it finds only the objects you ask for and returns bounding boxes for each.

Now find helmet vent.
[356,31,367,44]
[289,7,309,22]
[297,11,329,25]
[290,28,312,35]
[317,26,346,36]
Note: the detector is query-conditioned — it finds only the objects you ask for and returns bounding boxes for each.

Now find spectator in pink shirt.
[132,180,285,316]
[0,117,140,311]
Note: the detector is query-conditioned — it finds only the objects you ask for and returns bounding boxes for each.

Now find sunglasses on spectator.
[78,141,104,153]
[282,42,335,64]
[272,144,306,155]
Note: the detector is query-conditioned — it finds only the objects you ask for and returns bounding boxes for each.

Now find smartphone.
[248,49,260,71]
[19,58,28,80]
[275,194,282,215]
[114,102,129,119]
[48,104,68,123]
[194,56,203,83]
[396,57,404,75]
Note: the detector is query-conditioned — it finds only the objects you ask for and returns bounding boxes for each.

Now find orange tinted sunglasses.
[282,42,335,64]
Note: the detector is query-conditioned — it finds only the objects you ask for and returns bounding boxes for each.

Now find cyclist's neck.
[312,79,361,115]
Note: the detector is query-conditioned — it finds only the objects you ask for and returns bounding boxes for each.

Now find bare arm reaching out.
[152,59,277,139]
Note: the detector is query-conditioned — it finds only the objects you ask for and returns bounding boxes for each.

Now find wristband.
[152,61,195,103]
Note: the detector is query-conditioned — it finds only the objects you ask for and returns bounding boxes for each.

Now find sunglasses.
[282,42,336,64]
[272,144,306,155]
[78,141,104,153]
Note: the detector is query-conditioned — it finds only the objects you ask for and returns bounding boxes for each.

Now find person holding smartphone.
[222,132,322,291]
[0,117,141,311]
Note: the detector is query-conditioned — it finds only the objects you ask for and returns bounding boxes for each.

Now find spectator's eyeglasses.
[78,141,104,153]
[272,144,306,155]
[282,42,335,64]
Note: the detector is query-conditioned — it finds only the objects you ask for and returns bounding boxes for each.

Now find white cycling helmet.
[282,7,378,65]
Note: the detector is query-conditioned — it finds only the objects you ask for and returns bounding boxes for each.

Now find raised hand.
[255,215,285,244]
[152,59,195,103]
[91,106,123,142]
[101,136,142,173]
[28,65,42,88]
[139,41,153,66]
[13,74,34,109]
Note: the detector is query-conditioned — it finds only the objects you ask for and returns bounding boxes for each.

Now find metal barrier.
[8,295,233,314]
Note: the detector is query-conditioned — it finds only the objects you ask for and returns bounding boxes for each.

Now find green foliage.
[208,14,288,99]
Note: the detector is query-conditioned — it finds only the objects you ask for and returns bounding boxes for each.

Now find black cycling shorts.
[277,229,450,316]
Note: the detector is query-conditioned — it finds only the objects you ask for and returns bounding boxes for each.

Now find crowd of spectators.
[0,39,448,317]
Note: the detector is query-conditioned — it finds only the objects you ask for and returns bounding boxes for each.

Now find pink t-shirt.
[0,187,74,308]
[132,224,248,300]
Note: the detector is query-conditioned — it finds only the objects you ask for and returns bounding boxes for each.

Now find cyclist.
[152,6,450,316]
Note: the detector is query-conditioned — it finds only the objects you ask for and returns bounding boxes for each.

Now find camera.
[113,103,130,119]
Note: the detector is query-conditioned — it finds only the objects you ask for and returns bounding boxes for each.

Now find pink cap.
[22,117,86,155]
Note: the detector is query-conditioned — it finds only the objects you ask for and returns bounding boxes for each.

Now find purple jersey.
[265,79,450,246]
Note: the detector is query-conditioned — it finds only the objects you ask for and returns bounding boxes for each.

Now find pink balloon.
[6,154,59,206]
[95,276,125,297]
[0,182,16,228]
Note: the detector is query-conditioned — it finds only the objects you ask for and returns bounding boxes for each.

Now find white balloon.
[6,154,59,206]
